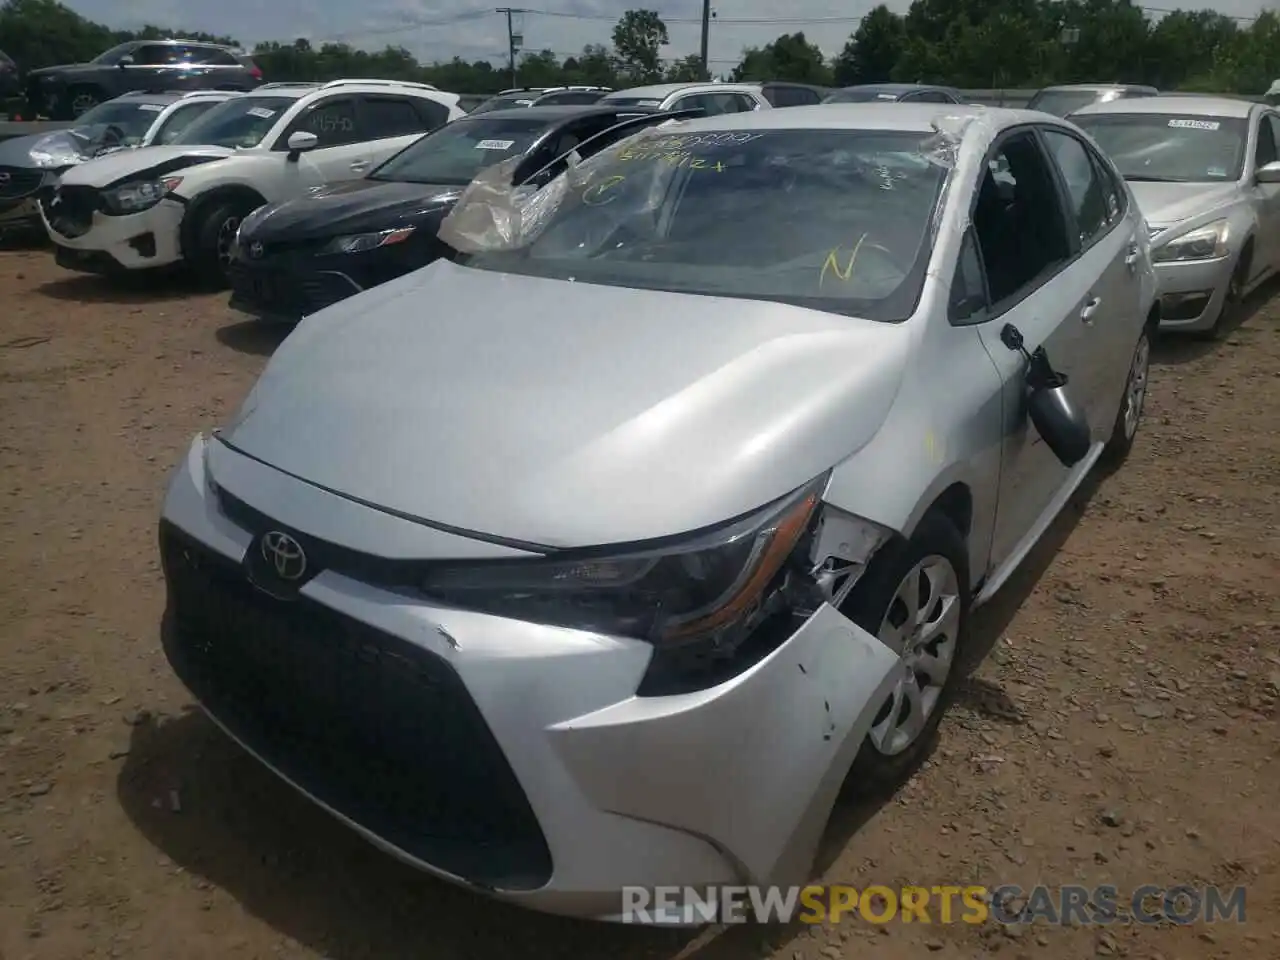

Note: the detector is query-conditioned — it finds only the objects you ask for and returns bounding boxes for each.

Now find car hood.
[0,125,136,170]
[56,143,235,188]
[241,178,462,243]
[1128,181,1239,230]
[220,260,912,548]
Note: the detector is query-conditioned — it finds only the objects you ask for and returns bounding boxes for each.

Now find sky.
[61,0,1273,74]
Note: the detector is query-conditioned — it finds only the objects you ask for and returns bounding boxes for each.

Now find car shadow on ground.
[215,317,292,357]
[1151,274,1279,367]
[36,268,198,305]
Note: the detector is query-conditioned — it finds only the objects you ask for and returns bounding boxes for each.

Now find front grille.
[228,262,360,319]
[158,521,554,889]
[0,166,42,200]
[41,185,99,239]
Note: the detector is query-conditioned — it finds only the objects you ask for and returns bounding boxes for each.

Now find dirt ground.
[0,240,1277,960]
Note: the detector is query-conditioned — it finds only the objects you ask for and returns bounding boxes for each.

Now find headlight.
[101,177,182,215]
[1152,218,1229,263]
[418,475,827,649]
[320,226,415,256]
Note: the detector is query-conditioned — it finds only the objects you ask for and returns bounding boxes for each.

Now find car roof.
[114,91,186,104]
[648,101,1030,134]
[458,104,658,123]
[122,38,239,50]
[1072,94,1255,119]
[604,82,761,99]
[836,82,956,94]
[1038,83,1157,93]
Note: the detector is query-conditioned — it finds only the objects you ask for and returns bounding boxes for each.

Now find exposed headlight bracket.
[806,506,892,610]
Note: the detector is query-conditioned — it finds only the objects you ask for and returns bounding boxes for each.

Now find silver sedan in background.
[1072,94,1280,337]
[157,104,1156,922]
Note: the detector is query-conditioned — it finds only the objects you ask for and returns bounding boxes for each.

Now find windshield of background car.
[457,128,948,321]
[470,95,537,114]
[150,101,221,145]
[1027,90,1107,117]
[171,96,294,148]
[1073,113,1246,182]
[823,89,903,103]
[91,43,136,65]
[370,116,549,185]
[72,99,170,144]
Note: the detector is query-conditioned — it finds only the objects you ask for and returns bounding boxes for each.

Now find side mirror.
[1001,323,1091,468]
[285,130,318,161]
[118,55,134,68]
[1256,160,1280,184]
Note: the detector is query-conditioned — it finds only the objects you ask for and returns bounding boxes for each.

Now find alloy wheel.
[869,554,961,756]
[1122,333,1150,441]
[216,216,241,271]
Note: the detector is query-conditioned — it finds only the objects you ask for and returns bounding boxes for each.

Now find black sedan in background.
[228,104,682,323]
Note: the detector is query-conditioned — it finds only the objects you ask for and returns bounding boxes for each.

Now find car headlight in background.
[1152,218,1229,263]
[417,474,828,652]
[101,177,183,215]
[320,226,415,256]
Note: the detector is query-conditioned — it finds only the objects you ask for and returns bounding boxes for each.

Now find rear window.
[369,115,550,185]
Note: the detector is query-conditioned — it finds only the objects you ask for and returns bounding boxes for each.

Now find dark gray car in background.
[1026,83,1158,117]
[25,39,264,120]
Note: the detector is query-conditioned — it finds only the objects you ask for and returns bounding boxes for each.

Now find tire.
[187,198,256,289]
[62,86,103,119]
[1199,249,1249,341]
[1101,325,1151,467]
[840,512,972,791]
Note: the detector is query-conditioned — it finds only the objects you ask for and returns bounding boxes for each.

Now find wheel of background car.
[1102,325,1151,466]
[188,197,260,288]
[838,511,972,793]
[65,86,102,119]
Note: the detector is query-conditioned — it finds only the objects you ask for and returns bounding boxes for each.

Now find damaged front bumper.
[158,433,902,923]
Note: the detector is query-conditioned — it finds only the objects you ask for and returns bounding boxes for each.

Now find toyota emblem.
[260,530,307,581]
[249,241,263,259]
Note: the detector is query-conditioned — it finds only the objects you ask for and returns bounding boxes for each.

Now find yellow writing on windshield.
[582,174,627,206]
[617,147,724,171]
[820,234,868,288]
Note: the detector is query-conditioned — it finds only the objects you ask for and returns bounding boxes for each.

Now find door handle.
[1124,242,1140,270]
[349,160,371,172]
[1080,296,1102,323]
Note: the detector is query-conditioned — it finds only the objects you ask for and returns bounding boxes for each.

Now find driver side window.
[279,97,359,149]
[1255,114,1278,169]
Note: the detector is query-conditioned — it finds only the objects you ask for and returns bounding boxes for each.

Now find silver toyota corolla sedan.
[1072,94,1280,337]
[158,103,1157,923]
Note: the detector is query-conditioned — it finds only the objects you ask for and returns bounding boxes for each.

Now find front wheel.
[840,513,971,791]
[63,86,102,119]
[1101,326,1151,467]
[188,199,255,288]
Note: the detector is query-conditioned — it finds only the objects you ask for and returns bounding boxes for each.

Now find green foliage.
[2,0,1279,97]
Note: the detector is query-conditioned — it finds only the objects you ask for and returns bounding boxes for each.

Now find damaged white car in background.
[157,104,1158,923]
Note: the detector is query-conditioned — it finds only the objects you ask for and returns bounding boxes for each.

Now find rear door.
[357,93,447,166]
[1040,124,1139,423]
[962,129,1097,570]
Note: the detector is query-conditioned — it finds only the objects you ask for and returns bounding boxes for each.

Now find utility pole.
[496,8,525,88]
[699,0,711,80]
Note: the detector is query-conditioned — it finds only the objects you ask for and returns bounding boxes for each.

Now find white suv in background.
[40,79,464,283]
[600,82,771,114]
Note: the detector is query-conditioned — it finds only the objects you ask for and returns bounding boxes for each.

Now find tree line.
[2,0,1279,96]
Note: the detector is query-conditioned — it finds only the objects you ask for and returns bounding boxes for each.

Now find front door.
[1250,112,1280,281]
[966,130,1096,570]
[277,96,372,195]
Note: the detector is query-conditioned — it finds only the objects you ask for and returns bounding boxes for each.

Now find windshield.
[1073,113,1247,182]
[455,127,947,321]
[73,99,170,144]
[603,96,664,107]
[149,101,221,145]
[471,95,538,115]
[172,96,294,148]
[1026,90,1109,117]
[823,89,902,103]
[371,116,550,185]
[91,43,137,65]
